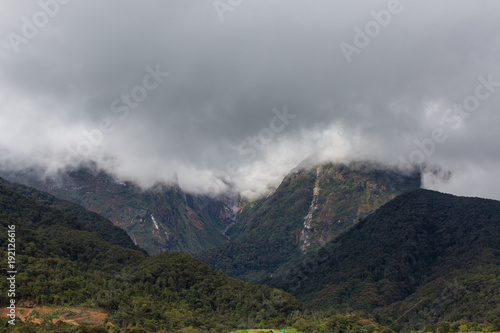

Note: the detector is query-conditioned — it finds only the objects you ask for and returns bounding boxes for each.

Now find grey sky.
[1,0,500,199]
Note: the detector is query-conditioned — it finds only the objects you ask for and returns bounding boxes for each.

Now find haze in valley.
[1,0,500,200]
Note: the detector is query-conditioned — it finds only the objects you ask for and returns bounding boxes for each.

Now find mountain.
[0,177,143,253]
[0,176,146,273]
[1,171,498,332]
[198,162,421,282]
[269,189,500,327]
[0,166,242,255]
[0,177,302,332]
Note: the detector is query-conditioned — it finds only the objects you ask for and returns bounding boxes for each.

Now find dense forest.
[198,162,421,283]
[0,167,237,255]
[1,177,499,332]
[0,177,143,253]
[269,189,500,330]
[0,178,302,332]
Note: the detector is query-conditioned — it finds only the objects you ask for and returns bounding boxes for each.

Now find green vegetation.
[198,166,316,283]
[1,169,499,332]
[0,178,301,332]
[0,177,143,253]
[311,162,421,245]
[0,167,235,255]
[198,162,420,283]
[230,329,299,333]
[269,189,500,330]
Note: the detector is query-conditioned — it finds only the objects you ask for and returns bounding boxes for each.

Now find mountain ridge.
[0,177,303,331]
[268,188,500,326]
[0,176,144,253]
[0,167,242,255]
[198,161,421,282]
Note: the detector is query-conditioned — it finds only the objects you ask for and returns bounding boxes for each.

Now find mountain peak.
[199,161,421,282]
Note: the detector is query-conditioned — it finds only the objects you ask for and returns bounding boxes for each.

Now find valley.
[0,162,498,332]
[2,1,499,331]
[198,161,421,283]
[0,166,242,255]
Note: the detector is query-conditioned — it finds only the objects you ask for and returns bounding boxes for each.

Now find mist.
[1,0,500,200]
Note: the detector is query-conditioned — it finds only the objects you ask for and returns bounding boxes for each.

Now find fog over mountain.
[1,0,500,199]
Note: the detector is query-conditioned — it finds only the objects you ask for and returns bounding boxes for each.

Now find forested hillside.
[1,177,498,332]
[0,167,241,255]
[0,177,143,253]
[269,189,500,329]
[199,162,421,283]
[0,178,302,332]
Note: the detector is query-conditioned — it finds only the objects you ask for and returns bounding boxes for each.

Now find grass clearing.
[0,305,111,327]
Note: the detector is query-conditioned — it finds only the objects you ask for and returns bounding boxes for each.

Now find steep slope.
[298,162,421,252]
[0,178,146,272]
[0,167,241,255]
[198,162,421,282]
[0,177,143,252]
[269,189,500,325]
[0,178,302,332]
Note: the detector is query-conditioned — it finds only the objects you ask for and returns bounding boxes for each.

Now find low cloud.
[1,0,500,200]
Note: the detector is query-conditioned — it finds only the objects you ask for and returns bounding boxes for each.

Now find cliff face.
[0,167,242,255]
[0,161,420,259]
[269,189,500,325]
[297,162,421,253]
[198,161,421,283]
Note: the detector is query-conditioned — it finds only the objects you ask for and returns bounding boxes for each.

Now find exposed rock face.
[199,161,421,283]
[270,189,500,325]
[296,162,422,254]
[0,167,242,255]
[299,166,322,253]
[0,161,419,259]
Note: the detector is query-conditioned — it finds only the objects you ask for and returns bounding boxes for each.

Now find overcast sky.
[1,0,500,199]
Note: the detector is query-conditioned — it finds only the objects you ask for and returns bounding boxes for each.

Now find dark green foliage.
[0,168,235,255]
[269,189,500,325]
[0,178,302,332]
[1,170,499,332]
[0,177,143,253]
[198,162,420,283]
[198,167,317,282]
[311,162,421,244]
[0,181,145,272]
[0,319,113,333]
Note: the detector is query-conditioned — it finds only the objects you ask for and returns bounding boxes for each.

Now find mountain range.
[269,189,500,329]
[0,161,499,332]
[0,166,242,255]
[0,176,301,332]
[0,161,420,265]
[198,161,421,282]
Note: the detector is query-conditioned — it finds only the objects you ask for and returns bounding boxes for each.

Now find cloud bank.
[1,0,500,200]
